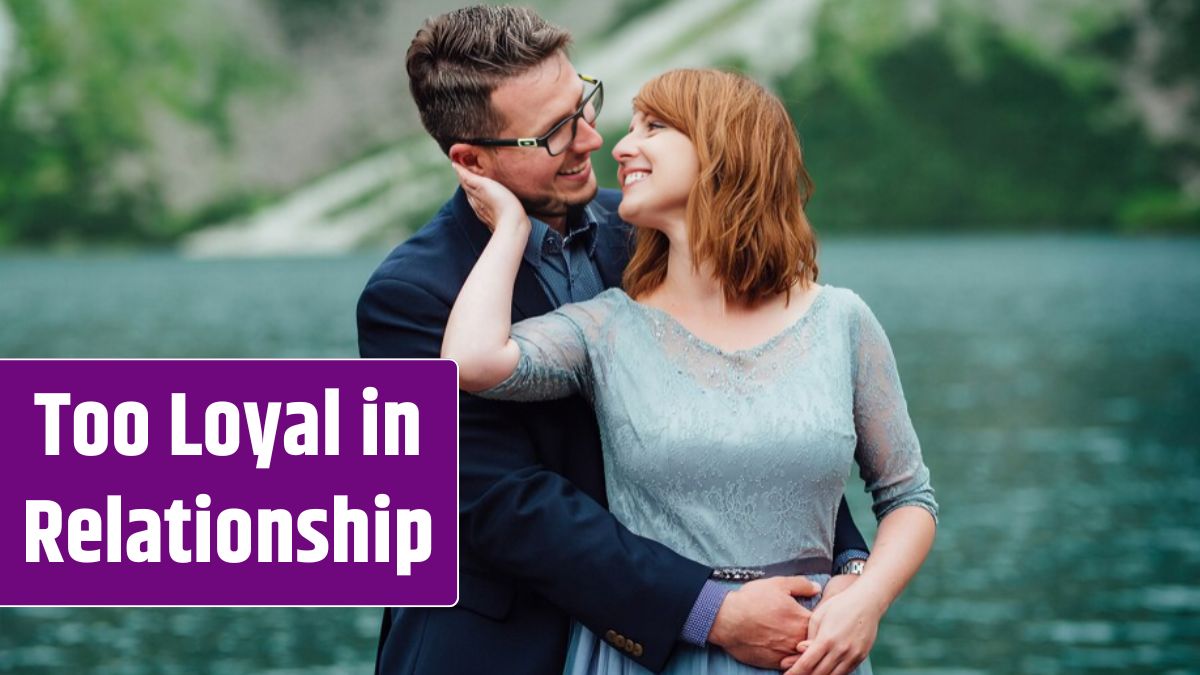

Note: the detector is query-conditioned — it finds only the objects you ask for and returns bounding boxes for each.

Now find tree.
[0,0,284,246]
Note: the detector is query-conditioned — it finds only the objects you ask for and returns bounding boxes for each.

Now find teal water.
[1,236,1198,674]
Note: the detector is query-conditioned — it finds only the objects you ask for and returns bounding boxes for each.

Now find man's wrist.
[839,559,866,576]
[679,580,732,647]
[833,549,869,575]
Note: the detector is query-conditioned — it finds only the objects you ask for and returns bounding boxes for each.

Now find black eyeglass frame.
[459,74,603,157]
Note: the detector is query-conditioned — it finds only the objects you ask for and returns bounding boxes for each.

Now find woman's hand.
[441,161,530,391]
[814,572,859,606]
[452,162,528,232]
[779,583,883,675]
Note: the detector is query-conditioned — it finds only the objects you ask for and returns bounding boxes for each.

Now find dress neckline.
[616,286,831,358]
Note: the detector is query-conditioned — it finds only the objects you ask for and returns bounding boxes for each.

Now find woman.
[443,69,937,675]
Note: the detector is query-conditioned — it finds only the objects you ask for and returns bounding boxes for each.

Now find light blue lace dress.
[480,285,938,675]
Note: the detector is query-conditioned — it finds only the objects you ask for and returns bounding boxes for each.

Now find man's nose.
[572,117,604,154]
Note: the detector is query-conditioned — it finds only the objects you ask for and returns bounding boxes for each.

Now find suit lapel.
[451,188,554,321]
[510,259,555,320]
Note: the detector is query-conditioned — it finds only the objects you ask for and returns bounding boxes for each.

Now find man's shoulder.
[363,197,475,302]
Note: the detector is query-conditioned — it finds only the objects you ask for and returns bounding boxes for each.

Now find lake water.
[1,236,1198,674]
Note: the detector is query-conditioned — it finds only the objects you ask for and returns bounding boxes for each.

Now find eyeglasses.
[461,74,603,157]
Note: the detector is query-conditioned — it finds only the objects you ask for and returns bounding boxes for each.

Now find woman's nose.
[612,131,637,162]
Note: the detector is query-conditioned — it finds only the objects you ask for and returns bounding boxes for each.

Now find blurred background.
[1,0,1197,673]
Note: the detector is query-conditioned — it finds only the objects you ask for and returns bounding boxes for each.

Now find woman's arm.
[782,294,939,675]
[843,506,935,611]
[441,163,528,392]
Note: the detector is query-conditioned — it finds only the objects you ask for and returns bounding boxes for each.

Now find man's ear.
[449,144,489,175]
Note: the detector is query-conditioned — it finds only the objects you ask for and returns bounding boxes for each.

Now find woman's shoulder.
[569,287,630,313]
[814,284,885,333]
[815,284,871,315]
[552,287,632,330]
[817,286,900,358]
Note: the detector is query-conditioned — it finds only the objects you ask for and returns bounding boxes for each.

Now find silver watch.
[838,559,866,576]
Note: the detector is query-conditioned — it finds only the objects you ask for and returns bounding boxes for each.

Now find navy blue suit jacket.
[357,188,868,674]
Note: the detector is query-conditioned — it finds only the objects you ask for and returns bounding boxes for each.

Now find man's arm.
[832,496,870,573]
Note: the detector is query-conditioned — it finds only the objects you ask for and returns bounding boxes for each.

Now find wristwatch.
[838,559,866,576]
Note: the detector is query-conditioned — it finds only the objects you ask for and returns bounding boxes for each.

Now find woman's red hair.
[622,69,819,304]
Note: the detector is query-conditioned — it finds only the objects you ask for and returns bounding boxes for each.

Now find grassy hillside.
[1,0,1195,248]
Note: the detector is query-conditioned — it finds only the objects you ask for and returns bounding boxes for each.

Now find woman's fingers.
[783,641,826,675]
[453,162,500,229]
[451,161,472,186]
[810,648,840,675]
[780,641,809,671]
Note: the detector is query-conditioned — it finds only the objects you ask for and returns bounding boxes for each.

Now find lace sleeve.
[476,296,611,403]
[849,294,939,523]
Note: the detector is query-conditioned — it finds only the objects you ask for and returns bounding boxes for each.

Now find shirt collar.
[521,204,601,266]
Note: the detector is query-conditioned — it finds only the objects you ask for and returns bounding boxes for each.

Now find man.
[358,6,870,674]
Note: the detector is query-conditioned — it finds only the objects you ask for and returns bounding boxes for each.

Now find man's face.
[481,52,603,226]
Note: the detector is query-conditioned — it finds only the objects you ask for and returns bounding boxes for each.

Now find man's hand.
[707,576,822,669]
[779,582,885,675]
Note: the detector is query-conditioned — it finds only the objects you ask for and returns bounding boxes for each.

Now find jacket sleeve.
[832,495,870,567]
[358,276,712,672]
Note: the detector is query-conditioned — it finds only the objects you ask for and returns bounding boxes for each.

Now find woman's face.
[612,110,699,230]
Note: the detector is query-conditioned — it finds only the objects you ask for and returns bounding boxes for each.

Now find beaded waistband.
[710,556,833,582]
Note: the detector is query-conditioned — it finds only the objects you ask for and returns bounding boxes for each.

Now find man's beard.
[519,185,598,222]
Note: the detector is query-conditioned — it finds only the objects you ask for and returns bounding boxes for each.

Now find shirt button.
[542,234,561,256]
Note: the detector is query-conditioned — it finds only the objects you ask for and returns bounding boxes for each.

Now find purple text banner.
[0,359,458,606]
